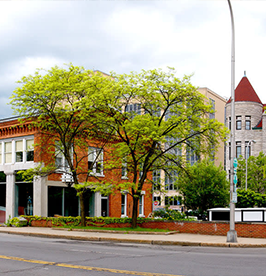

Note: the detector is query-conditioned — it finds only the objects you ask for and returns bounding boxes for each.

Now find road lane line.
[0,254,184,276]
[0,255,55,265]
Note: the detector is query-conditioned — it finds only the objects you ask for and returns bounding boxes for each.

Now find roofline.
[0,116,20,123]
[93,70,110,76]
[198,87,227,103]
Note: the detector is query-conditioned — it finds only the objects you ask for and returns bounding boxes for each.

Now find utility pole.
[226,0,237,243]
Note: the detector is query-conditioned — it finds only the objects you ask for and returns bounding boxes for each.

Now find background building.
[153,88,227,210]
[225,73,265,176]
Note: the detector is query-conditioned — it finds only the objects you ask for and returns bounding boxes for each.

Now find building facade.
[0,117,152,223]
[225,74,266,176]
[153,87,227,210]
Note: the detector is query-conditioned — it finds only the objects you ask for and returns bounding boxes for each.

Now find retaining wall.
[29,219,266,239]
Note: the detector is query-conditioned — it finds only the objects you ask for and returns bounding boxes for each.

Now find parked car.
[185,210,208,221]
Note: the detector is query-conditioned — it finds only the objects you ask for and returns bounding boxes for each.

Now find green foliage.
[79,67,228,226]
[10,64,115,226]
[177,159,230,213]
[4,216,27,227]
[10,65,228,228]
[236,152,266,193]
[23,215,194,227]
[151,208,193,221]
[236,189,266,208]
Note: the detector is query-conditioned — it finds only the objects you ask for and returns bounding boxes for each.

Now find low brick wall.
[140,221,266,238]
[0,210,5,224]
[28,219,266,239]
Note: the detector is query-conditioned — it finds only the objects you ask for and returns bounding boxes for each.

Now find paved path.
[1,226,266,247]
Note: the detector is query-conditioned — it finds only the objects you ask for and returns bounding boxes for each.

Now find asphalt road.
[0,233,265,276]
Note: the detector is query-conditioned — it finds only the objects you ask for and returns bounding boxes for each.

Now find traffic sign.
[232,192,237,203]
[233,174,237,184]
[233,158,238,168]
[154,201,159,206]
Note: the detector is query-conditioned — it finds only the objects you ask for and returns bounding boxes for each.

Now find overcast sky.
[1,0,266,119]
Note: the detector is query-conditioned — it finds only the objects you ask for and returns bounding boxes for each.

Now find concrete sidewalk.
[1,226,266,248]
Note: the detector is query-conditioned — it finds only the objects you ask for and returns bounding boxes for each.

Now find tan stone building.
[153,87,227,210]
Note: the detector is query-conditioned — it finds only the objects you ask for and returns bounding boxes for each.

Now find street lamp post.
[245,140,256,190]
[226,0,237,243]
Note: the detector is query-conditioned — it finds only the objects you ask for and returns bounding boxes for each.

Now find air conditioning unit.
[61,173,74,184]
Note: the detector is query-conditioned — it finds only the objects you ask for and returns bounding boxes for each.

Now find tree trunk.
[131,196,139,228]
[79,192,86,227]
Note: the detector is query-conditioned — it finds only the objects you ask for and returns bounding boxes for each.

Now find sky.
[1,0,266,119]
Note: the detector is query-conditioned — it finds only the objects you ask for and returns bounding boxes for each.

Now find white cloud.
[0,56,66,87]
[1,0,266,119]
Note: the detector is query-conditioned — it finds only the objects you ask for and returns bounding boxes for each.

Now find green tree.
[10,64,114,226]
[177,160,229,213]
[79,68,228,227]
[235,189,266,208]
[236,151,266,193]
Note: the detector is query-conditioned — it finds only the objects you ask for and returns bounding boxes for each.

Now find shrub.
[152,208,188,221]
[236,189,266,208]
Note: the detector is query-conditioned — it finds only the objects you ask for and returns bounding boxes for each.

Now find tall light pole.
[226,0,237,243]
[245,140,256,190]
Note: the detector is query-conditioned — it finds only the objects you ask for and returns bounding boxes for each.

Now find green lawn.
[57,225,170,232]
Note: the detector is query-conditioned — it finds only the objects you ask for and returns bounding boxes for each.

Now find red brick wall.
[109,181,153,218]
[0,210,5,223]
[29,218,266,238]
[139,221,266,238]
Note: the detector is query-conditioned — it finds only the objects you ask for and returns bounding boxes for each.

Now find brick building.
[225,73,266,175]
[0,117,152,223]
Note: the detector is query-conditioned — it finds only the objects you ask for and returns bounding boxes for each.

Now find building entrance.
[48,187,95,217]
[15,182,33,216]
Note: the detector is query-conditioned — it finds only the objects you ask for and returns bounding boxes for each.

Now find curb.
[1,229,266,248]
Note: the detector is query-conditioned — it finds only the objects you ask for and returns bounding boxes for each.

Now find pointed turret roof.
[227,75,262,104]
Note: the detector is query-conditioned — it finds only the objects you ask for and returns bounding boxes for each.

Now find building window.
[186,146,199,166]
[165,171,177,191]
[236,141,241,159]
[139,195,144,217]
[15,140,23,162]
[245,116,251,130]
[0,138,34,164]
[121,159,127,179]
[55,141,71,171]
[153,196,161,206]
[88,147,103,175]
[55,143,63,169]
[125,103,141,115]
[165,196,179,206]
[4,142,12,163]
[152,170,161,190]
[26,139,34,162]
[229,117,231,130]
[236,116,242,130]
[121,193,127,217]
[209,98,215,119]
